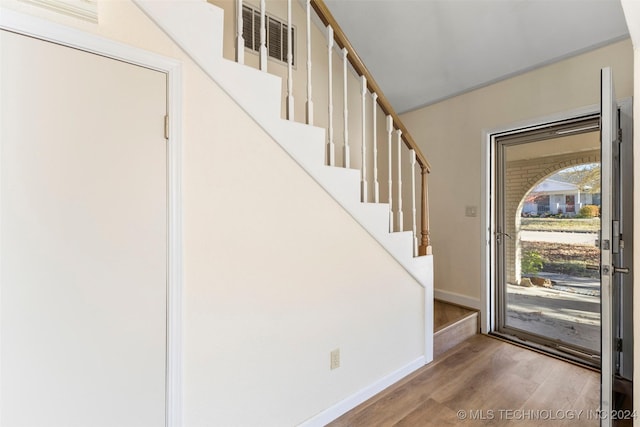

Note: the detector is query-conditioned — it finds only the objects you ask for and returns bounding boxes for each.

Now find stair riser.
[433,313,479,358]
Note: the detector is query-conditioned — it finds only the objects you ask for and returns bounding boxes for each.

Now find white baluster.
[361,75,367,202]
[236,0,244,64]
[387,115,394,232]
[327,25,335,166]
[372,93,379,203]
[259,0,267,71]
[396,129,403,231]
[342,47,349,168]
[286,0,294,120]
[410,149,418,256]
[305,0,313,125]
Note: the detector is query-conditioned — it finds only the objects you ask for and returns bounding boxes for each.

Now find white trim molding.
[480,128,493,334]
[0,8,184,427]
[19,0,98,22]
[434,289,482,311]
[299,356,426,427]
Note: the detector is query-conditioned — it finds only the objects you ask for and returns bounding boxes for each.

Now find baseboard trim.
[434,289,481,310]
[299,356,426,427]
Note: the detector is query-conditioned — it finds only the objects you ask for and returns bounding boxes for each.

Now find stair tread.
[434,300,477,331]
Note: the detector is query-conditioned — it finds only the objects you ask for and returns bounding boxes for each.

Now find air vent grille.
[242,4,295,65]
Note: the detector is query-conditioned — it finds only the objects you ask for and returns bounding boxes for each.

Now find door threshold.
[489,332,600,372]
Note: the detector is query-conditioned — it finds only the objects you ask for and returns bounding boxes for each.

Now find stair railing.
[233,0,432,256]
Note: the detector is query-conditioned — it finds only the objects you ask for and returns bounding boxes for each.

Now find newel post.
[419,165,432,256]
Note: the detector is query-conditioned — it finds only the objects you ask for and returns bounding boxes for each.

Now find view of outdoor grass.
[521,241,599,278]
[520,217,599,278]
[521,217,600,232]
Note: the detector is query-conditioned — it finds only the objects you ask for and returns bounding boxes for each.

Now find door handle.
[613,265,630,275]
[496,232,512,239]
[586,264,630,274]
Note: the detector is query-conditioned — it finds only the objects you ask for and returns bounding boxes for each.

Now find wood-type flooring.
[329,335,600,426]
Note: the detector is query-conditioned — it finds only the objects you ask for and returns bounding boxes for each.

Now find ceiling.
[324,0,630,113]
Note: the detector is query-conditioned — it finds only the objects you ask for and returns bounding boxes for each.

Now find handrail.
[233,0,432,255]
[310,0,431,173]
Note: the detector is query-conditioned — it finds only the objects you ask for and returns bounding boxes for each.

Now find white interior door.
[600,66,618,427]
[1,31,168,426]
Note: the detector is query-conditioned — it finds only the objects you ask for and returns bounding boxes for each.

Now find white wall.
[400,39,634,304]
[620,1,639,424]
[0,1,425,425]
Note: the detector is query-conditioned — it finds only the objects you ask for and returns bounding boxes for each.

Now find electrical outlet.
[330,348,340,370]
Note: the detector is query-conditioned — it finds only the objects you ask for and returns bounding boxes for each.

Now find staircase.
[0,1,440,424]
[133,0,433,286]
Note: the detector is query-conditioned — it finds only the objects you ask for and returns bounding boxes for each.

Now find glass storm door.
[494,115,603,363]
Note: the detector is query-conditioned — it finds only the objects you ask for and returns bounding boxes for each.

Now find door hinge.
[164,115,170,140]
[616,338,623,352]
[618,128,622,144]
